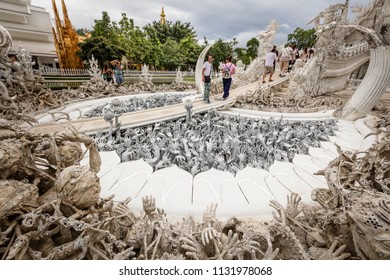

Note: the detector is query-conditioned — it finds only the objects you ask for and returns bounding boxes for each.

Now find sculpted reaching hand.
[180,233,208,260]
[142,196,156,219]
[319,239,351,260]
[269,200,287,225]
[285,193,302,219]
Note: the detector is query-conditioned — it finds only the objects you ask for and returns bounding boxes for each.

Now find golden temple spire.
[61,0,72,29]
[51,0,84,68]
[51,0,64,67]
[160,6,166,25]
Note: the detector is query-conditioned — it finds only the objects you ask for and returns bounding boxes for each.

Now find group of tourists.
[262,44,315,83]
[102,59,124,85]
[202,55,236,103]
[201,44,315,103]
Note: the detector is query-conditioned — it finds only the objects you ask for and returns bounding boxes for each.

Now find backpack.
[295,50,300,59]
[222,64,231,79]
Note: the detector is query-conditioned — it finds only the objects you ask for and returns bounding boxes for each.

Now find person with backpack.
[220,56,236,100]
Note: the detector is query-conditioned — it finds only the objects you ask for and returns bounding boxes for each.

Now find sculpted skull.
[55,165,100,209]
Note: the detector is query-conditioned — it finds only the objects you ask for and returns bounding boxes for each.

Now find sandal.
[269,79,274,82]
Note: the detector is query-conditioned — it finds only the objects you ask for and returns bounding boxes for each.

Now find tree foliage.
[232,37,259,66]
[90,11,119,44]
[246,37,259,60]
[287,27,317,49]
[179,36,202,69]
[235,47,250,66]
[208,39,238,69]
[76,28,90,36]
[144,20,197,44]
[77,10,313,71]
[78,36,126,68]
[161,38,183,70]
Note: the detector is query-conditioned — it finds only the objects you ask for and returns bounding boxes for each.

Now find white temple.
[0,0,57,67]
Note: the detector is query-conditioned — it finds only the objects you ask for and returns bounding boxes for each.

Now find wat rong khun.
[0,0,389,260]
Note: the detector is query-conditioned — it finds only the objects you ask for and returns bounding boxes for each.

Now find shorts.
[265,66,274,73]
[280,56,289,62]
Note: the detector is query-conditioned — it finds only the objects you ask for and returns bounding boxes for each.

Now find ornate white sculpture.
[86,55,102,79]
[140,64,152,84]
[174,66,184,84]
[240,20,278,84]
[0,24,19,113]
[290,0,388,102]
[195,43,214,94]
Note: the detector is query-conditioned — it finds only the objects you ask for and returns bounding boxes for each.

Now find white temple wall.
[0,0,57,64]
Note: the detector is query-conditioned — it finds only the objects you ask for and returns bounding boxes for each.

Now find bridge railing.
[40,67,195,77]
[329,42,370,60]
[38,66,195,88]
[40,67,90,76]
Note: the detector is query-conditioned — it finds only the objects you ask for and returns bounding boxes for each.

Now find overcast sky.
[32,0,371,46]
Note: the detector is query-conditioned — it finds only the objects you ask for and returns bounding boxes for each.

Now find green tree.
[179,36,201,69]
[209,39,238,69]
[144,20,197,44]
[83,12,201,70]
[116,13,134,58]
[144,21,171,44]
[287,27,317,49]
[91,11,119,44]
[170,21,197,43]
[76,28,90,36]
[246,37,259,60]
[116,13,161,67]
[234,47,250,66]
[78,36,126,68]
[127,27,157,66]
[161,38,182,70]
[118,12,134,35]
[144,28,163,68]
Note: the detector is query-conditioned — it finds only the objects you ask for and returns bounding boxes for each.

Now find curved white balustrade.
[341,48,390,120]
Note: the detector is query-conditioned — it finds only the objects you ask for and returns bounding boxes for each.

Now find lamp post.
[103,98,122,142]
[103,105,114,142]
[111,98,122,130]
[184,99,193,123]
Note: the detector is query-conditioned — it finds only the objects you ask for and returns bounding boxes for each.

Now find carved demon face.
[47,141,83,169]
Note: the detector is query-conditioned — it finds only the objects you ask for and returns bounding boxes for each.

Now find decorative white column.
[340,48,390,120]
[195,44,213,94]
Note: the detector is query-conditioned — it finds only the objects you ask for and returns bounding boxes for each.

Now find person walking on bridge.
[202,55,214,103]
[220,56,236,100]
[262,49,278,83]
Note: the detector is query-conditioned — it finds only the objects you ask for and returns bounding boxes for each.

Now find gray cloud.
[33,0,371,46]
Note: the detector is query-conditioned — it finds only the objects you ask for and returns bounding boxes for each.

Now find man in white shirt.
[262,50,278,83]
[202,55,213,103]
